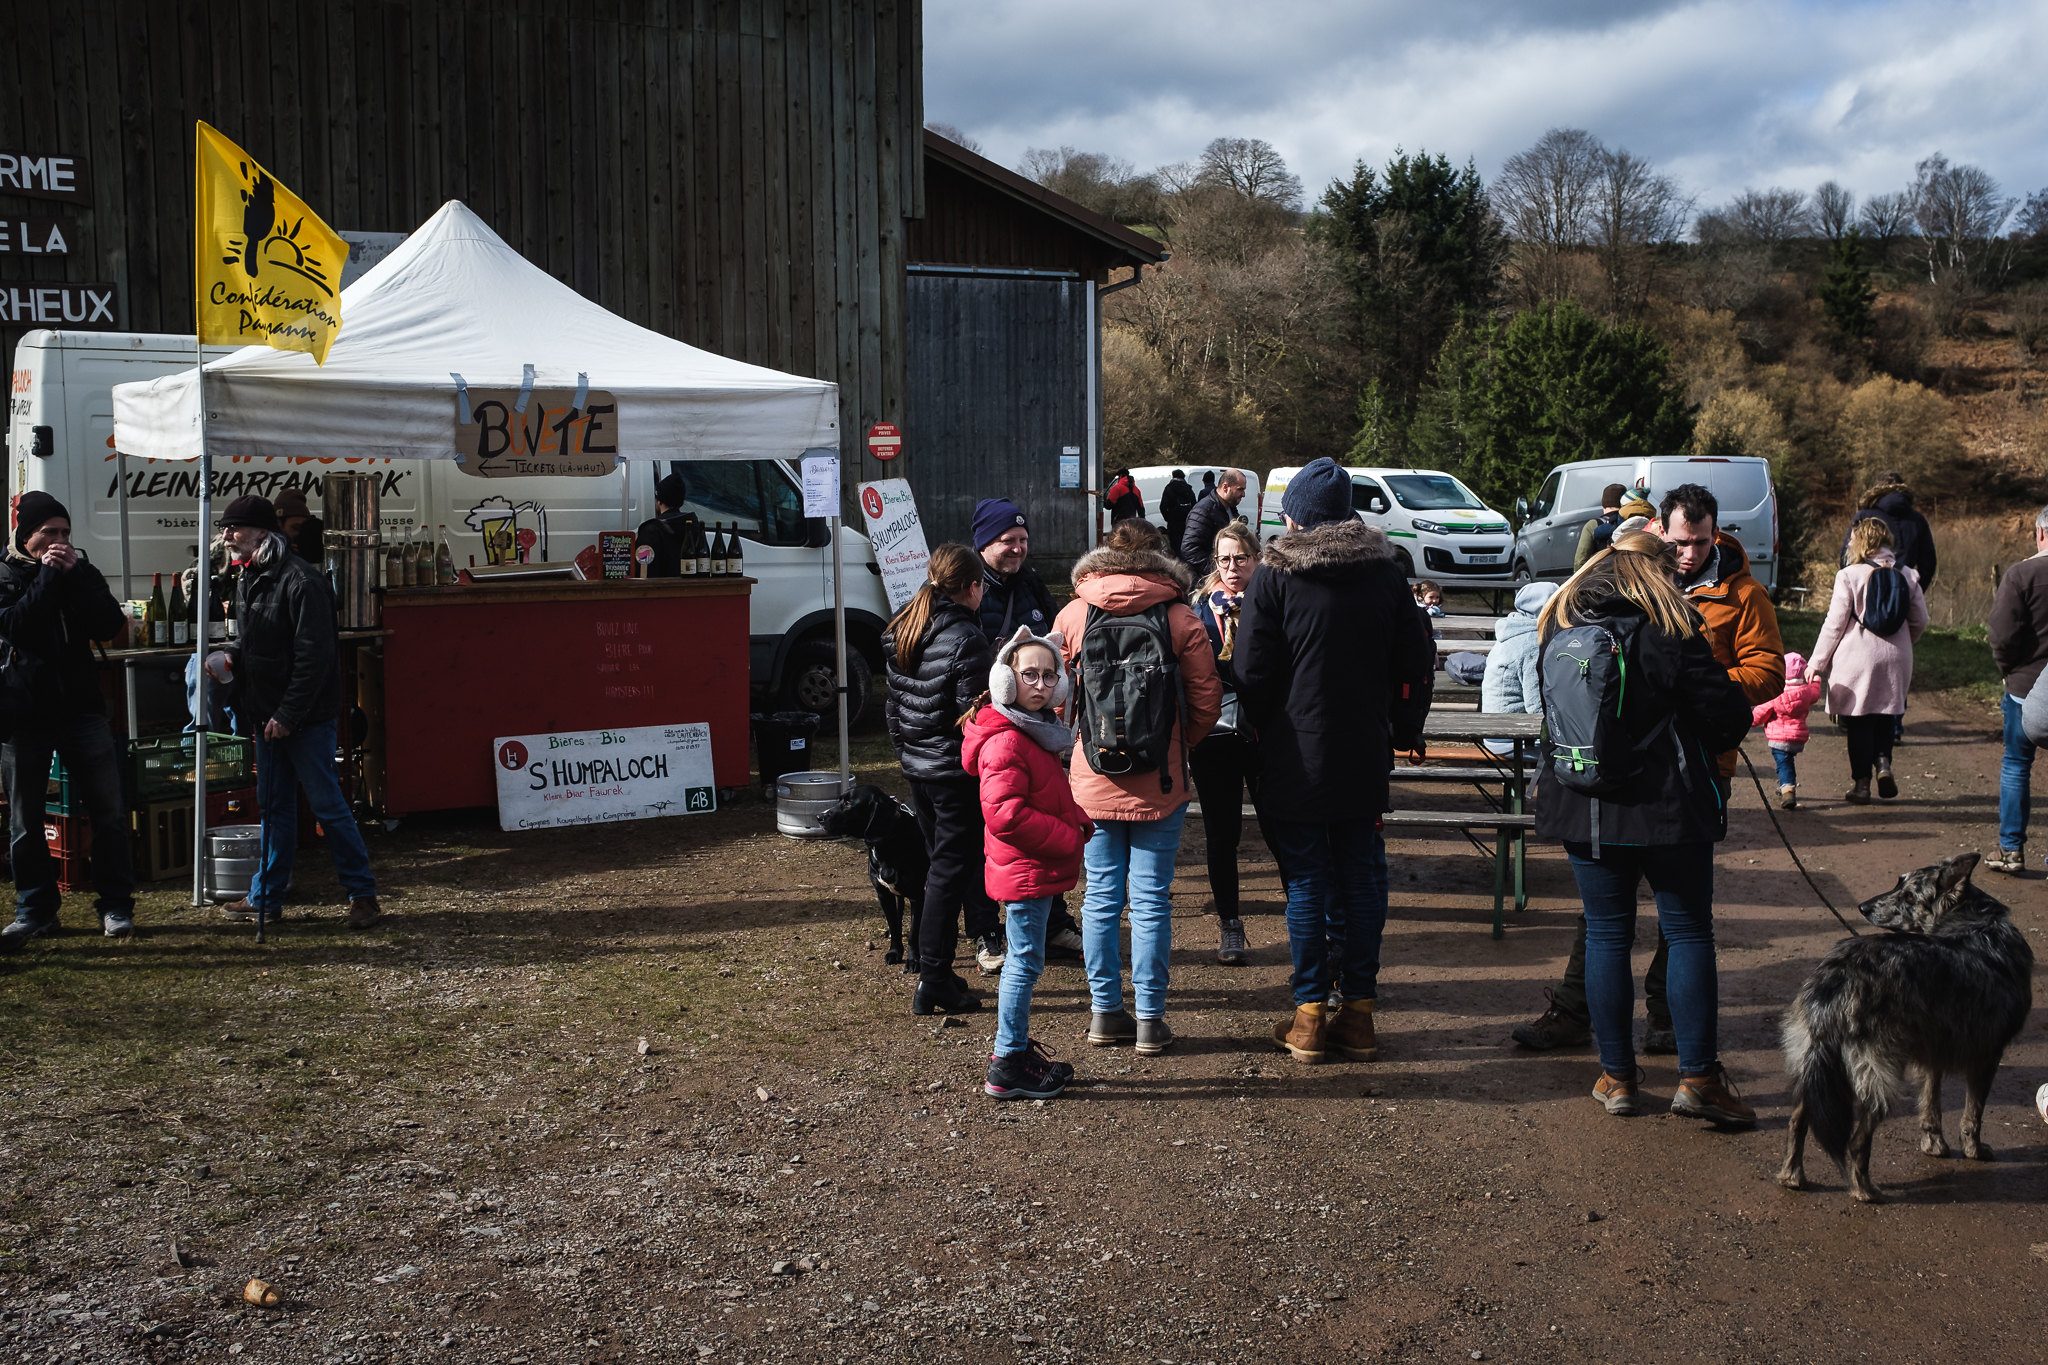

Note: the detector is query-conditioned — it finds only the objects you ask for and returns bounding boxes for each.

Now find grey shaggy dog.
[1778,852,2033,1202]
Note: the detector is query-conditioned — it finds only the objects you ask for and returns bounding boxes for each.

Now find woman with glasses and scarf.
[1189,520,1262,965]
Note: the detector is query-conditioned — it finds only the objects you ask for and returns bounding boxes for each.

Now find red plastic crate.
[55,854,91,893]
[206,786,259,827]
[44,815,92,859]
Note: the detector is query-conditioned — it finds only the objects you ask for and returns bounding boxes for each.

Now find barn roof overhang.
[918,131,1167,276]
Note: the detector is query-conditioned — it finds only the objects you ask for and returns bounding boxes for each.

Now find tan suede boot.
[1327,999,1378,1061]
[1272,1002,1328,1062]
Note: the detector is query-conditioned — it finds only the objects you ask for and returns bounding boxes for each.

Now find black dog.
[1779,852,2033,1202]
[818,784,927,972]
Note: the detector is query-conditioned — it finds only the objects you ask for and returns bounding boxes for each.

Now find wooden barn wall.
[0,0,922,482]
[903,273,1090,568]
[908,159,1124,281]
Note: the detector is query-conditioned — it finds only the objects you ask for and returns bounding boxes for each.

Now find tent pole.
[831,514,849,790]
[190,347,218,926]
[117,451,139,741]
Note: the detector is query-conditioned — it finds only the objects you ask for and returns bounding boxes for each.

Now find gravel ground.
[2,694,2044,1363]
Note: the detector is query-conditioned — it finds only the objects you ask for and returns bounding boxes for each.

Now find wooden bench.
[1380,810,1536,937]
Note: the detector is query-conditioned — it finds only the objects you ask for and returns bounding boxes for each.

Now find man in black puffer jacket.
[1180,468,1250,578]
[883,545,998,1015]
[1841,474,1936,590]
[0,492,136,947]
[205,496,384,931]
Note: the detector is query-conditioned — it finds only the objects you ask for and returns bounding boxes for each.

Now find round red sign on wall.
[861,486,885,520]
[867,421,902,461]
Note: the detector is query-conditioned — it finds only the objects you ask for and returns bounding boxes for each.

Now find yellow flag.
[193,121,346,364]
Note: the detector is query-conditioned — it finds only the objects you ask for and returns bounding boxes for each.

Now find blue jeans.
[2,715,135,920]
[2000,693,2034,852]
[1770,747,1798,787]
[253,720,377,913]
[1265,818,1389,1006]
[1566,841,1718,1077]
[994,897,1053,1055]
[1080,805,1188,1018]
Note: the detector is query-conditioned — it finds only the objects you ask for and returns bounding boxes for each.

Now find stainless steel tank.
[323,473,382,627]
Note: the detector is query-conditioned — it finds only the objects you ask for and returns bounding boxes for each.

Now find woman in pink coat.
[1809,518,1928,804]
[1052,520,1223,1056]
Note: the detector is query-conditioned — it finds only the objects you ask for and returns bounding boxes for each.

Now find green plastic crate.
[123,733,252,804]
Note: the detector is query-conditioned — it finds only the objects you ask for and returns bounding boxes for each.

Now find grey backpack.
[1075,603,1185,792]
[1539,618,1681,851]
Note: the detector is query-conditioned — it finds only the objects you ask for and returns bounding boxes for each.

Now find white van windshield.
[1384,474,1486,511]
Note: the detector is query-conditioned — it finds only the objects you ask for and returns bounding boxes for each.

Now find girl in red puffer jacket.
[962,627,1092,1101]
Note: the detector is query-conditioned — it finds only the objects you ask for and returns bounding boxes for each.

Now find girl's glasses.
[1216,554,1252,567]
[1017,669,1060,685]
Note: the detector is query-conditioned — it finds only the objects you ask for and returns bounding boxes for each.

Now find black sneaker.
[1642,1021,1678,1056]
[984,1041,1074,1100]
[912,975,982,1016]
[1510,990,1591,1049]
[0,916,56,952]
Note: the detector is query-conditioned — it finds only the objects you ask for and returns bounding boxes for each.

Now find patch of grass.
[1776,608,2001,704]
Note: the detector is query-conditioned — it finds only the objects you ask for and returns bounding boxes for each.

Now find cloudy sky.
[924,0,2047,219]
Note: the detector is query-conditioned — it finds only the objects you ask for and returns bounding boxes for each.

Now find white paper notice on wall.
[800,452,841,517]
[493,722,716,832]
[1059,446,1082,489]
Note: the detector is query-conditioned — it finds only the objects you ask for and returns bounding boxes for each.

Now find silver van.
[1511,455,1778,591]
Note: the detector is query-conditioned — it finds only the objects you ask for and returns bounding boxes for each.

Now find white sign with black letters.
[493,722,715,831]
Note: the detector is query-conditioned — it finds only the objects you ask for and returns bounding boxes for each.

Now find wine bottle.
[168,573,189,647]
[436,525,456,585]
[678,521,699,577]
[693,520,711,577]
[208,573,229,643]
[706,522,725,576]
[727,522,745,578]
[402,529,422,587]
[148,573,167,646]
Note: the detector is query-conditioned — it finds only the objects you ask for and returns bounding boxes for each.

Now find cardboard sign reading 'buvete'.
[457,388,620,477]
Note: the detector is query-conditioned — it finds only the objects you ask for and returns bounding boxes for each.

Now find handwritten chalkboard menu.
[598,530,637,580]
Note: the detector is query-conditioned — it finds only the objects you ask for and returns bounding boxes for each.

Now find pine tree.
[1819,228,1878,341]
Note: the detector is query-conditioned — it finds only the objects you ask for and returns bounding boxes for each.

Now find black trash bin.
[753,711,823,787]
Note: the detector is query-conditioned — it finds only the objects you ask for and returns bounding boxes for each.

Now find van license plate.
[1466,554,1501,564]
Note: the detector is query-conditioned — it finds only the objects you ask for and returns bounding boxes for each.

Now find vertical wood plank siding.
[1,0,923,479]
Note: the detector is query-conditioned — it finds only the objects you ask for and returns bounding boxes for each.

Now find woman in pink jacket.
[1752,651,1822,809]
[1053,520,1223,1056]
[1810,518,1928,804]
[963,628,1092,1100]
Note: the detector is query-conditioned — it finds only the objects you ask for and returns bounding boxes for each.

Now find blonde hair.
[885,542,981,671]
[1847,516,1894,565]
[1537,529,1700,641]
[1200,522,1261,593]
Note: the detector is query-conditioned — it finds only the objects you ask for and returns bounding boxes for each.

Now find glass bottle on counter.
[383,529,404,589]
[727,524,744,578]
[168,573,189,647]
[678,523,699,577]
[436,525,456,585]
[147,573,167,646]
[693,520,712,577]
[401,529,422,587]
[706,522,725,576]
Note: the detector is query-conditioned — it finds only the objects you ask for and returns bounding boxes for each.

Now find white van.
[1121,465,1262,541]
[3,329,891,718]
[1256,466,1514,583]
[1510,455,1779,591]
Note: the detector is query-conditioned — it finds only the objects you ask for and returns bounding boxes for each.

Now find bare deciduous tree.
[1723,187,1814,244]
[1019,146,1161,223]
[1590,146,1690,316]
[1195,137,1304,211]
[1813,181,1856,242]
[1911,152,2015,286]
[1494,128,1605,307]
[1857,190,1915,263]
[925,122,982,155]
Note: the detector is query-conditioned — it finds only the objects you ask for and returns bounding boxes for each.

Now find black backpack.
[1075,603,1185,792]
[1539,618,1682,851]
[1857,564,1908,638]
[1588,513,1620,556]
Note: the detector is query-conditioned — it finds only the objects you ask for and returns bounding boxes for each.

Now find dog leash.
[1738,745,1859,936]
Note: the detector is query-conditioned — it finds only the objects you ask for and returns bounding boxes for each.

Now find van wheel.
[1511,559,1533,586]
[781,640,871,727]
[1393,548,1415,579]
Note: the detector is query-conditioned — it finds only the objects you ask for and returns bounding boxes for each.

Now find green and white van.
[1257,466,1514,583]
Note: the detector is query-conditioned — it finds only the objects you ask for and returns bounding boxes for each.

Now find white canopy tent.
[111,200,852,924]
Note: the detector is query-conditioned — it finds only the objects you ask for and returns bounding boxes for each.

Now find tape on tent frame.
[573,372,589,411]
[514,363,537,415]
[451,373,472,425]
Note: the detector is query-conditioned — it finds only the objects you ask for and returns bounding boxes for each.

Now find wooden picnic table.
[1433,614,1501,638]
[1383,711,1544,937]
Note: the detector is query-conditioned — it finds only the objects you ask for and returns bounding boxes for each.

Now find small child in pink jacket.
[1753,651,1823,809]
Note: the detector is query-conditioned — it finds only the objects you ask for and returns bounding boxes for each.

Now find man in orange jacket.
[1513,482,1785,1053]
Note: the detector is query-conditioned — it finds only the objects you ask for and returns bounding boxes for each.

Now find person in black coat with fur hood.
[884,543,999,1016]
[1531,530,1754,1125]
[1236,458,1435,1066]
[0,492,137,947]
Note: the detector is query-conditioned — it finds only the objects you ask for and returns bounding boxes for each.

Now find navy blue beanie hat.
[1281,458,1353,529]
[971,498,1029,550]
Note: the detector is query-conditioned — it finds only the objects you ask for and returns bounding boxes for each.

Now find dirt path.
[1,695,2042,1363]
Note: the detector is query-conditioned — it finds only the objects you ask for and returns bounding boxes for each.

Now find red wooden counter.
[376,577,752,815]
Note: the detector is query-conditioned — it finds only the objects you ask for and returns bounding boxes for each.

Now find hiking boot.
[1327,999,1378,1062]
[346,896,384,930]
[0,916,55,952]
[1046,925,1084,957]
[1671,1065,1757,1126]
[1272,1002,1328,1063]
[1985,846,2026,876]
[1135,1017,1174,1056]
[1593,1068,1643,1116]
[985,1040,1074,1101]
[1875,759,1898,800]
[100,911,134,938]
[1843,782,1871,805]
[974,931,1006,975]
[912,975,981,1016]
[1642,1021,1677,1056]
[219,899,282,923]
[1511,990,1591,1050]
[1778,784,1797,811]
[1086,1009,1136,1047]
[1216,918,1247,965]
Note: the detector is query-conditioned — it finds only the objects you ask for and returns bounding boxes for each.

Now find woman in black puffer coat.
[885,543,997,1016]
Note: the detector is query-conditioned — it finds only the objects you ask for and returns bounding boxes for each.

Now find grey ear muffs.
[990,626,1070,708]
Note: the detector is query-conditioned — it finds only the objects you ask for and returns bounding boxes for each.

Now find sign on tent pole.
[857,479,928,614]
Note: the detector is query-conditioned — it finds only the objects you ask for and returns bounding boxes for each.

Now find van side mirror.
[1368,497,1386,514]
[31,425,53,458]
[1513,496,1529,521]
[804,516,833,550]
